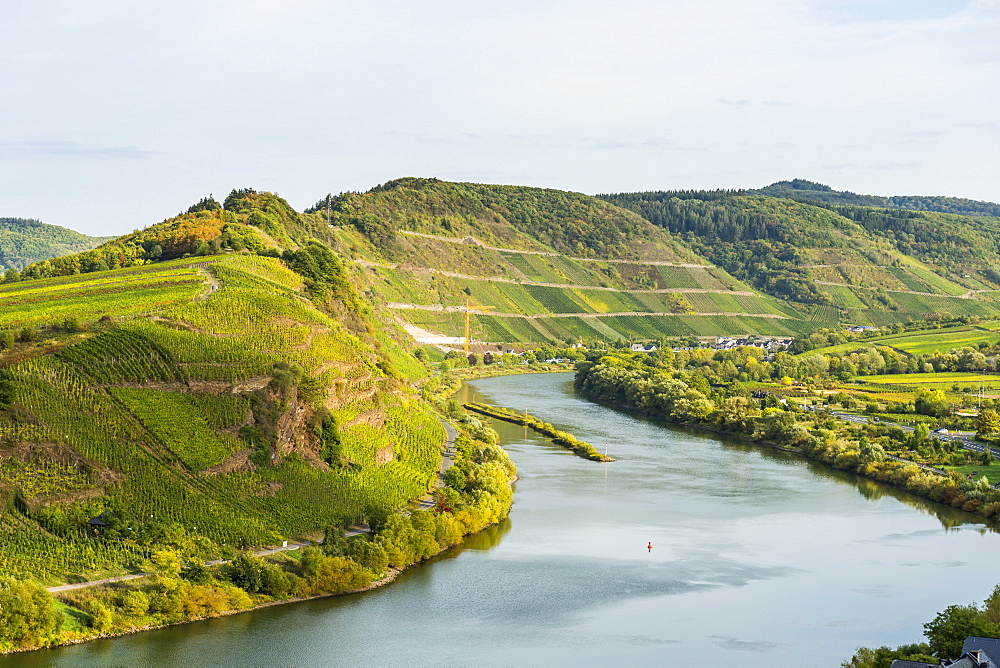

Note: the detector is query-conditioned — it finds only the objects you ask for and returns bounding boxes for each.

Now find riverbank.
[2,425,517,656]
[10,371,1000,667]
[579,388,1000,526]
[464,401,614,462]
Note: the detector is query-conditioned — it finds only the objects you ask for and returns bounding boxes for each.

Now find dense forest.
[315,177,699,263]
[0,218,109,271]
[601,188,1000,305]
[751,179,1000,218]
[598,192,882,303]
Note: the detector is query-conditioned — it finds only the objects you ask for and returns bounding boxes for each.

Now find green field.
[0,259,211,329]
[859,372,1000,385]
[803,324,1000,358]
[873,328,1000,354]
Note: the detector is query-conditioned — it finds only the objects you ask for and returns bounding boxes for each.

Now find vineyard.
[0,241,447,584]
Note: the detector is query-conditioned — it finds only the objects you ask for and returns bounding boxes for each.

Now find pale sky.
[2,0,999,236]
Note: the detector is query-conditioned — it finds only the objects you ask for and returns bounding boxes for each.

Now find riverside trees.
[575,355,1000,521]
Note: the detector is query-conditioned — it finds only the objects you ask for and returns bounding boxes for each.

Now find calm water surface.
[11,372,1000,667]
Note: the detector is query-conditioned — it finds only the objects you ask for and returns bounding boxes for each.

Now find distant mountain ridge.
[750,179,1000,218]
[0,217,112,270]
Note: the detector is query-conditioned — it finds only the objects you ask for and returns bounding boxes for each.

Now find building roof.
[961,637,1000,664]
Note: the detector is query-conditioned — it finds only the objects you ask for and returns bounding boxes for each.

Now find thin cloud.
[0,141,157,159]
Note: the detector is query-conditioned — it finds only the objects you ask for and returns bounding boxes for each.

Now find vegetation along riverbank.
[575,350,1000,524]
[464,402,614,462]
[0,424,515,655]
[843,581,1000,666]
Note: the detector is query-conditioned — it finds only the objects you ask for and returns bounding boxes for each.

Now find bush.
[0,577,63,648]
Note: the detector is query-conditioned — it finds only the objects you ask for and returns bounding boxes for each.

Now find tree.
[0,577,63,647]
[923,604,999,659]
[226,553,266,593]
[859,438,886,464]
[915,388,949,418]
[978,409,1000,440]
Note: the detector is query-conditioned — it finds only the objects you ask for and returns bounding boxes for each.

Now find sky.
[2,0,999,236]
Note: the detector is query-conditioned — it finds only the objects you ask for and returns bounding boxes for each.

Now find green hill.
[600,190,1000,328]
[0,189,462,586]
[316,178,813,342]
[751,179,1000,218]
[0,218,111,271]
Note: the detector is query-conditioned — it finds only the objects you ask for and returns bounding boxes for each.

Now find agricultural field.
[873,328,1000,355]
[0,259,211,329]
[0,240,447,582]
[111,388,241,471]
[858,372,999,386]
[803,324,1000,358]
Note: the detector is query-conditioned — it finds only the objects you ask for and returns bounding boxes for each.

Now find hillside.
[751,179,1000,218]
[0,189,455,584]
[318,178,814,343]
[600,190,1000,330]
[0,218,111,271]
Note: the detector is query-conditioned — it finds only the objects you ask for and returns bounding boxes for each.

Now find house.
[954,637,1000,666]
[889,636,1000,668]
[630,344,658,352]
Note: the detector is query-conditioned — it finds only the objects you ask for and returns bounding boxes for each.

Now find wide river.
[12,372,1000,666]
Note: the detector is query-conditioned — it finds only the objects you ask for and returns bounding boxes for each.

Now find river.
[11,372,1000,666]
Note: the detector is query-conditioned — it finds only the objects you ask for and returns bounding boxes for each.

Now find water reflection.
[13,372,1000,667]
[472,372,995,533]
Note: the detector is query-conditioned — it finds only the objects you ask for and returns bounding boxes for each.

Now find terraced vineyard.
[0,193,448,584]
[0,258,210,329]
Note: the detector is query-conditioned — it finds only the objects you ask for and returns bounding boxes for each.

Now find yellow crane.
[463,298,496,353]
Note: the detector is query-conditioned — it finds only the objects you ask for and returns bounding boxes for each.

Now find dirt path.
[194,268,221,301]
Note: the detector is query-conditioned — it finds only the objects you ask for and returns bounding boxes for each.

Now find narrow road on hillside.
[358,259,750,295]
[417,421,457,509]
[398,230,714,268]
[386,302,790,320]
[47,419,459,593]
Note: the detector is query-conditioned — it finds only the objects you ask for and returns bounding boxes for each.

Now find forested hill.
[600,189,1000,322]
[750,179,1000,218]
[314,177,700,263]
[0,217,111,271]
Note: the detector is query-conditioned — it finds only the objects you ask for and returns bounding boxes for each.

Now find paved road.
[47,419,459,593]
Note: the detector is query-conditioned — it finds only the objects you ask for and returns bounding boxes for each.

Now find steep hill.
[5,176,1000,590]
[0,218,111,271]
[0,190,448,583]
[316,178,813,343]
[601,190,1000,329]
